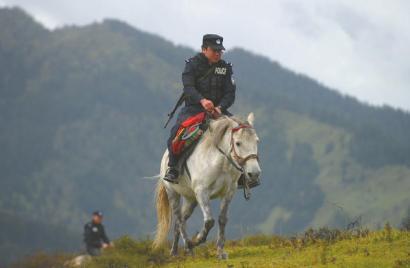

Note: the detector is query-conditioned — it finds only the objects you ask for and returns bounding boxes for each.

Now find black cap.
[202,34,225,51]
[92,210,103,217]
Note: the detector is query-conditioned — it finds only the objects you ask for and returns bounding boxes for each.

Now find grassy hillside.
[12,226,410,268]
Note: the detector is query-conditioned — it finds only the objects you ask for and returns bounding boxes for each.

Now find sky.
[1,0,409,111]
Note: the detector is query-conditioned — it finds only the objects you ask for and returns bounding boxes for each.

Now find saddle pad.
[172,112,206,155]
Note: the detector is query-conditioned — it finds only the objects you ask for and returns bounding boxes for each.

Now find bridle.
[230,123,259,166]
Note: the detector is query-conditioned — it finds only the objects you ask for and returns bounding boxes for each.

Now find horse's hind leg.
[170,199,197,256]
[168,190,181,256]
[192,189,214,246]
[170,221,180,256]
[181,199,197,254]
[216,193,234,260]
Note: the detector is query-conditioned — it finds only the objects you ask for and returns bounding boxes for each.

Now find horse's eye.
[235,142,241,147]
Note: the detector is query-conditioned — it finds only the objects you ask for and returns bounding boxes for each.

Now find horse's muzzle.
[247,170,260,180]
[245,170,261,189]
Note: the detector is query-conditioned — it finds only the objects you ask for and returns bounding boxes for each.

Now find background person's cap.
[202,34,225,51]
[92,210,103,217]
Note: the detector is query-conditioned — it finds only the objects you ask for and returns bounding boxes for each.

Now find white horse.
[153,113,261,259]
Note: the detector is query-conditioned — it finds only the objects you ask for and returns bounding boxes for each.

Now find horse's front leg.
[192,188,215,246]
[192,188,214,246]
[216,192,234,259]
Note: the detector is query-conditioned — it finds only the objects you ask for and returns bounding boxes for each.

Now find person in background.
[83,210,114,256]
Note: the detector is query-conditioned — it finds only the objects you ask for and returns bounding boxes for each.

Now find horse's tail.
[152,180,171,249]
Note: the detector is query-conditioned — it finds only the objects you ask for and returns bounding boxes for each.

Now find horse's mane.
[204,115,251,149]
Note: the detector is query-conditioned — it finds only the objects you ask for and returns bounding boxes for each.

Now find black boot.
[163,166,179,184]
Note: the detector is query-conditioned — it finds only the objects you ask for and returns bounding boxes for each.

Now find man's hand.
[210,106,222,119]
[102,242,114,248]
[200,98,214,112]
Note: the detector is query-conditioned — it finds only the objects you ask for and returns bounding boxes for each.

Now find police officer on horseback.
[164,34,236,184]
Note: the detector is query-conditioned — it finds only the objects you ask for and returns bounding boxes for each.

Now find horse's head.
[230,112,261,183]
[209,112,261,184]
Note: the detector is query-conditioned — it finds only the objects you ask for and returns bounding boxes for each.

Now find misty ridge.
[0,6,410,266]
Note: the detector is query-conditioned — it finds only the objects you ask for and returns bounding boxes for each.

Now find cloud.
[2,0,409,111]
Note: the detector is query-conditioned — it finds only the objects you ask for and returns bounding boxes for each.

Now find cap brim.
[209,44,225,51]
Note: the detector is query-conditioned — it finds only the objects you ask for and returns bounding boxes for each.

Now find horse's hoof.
[186,239,195,249]
[170,248,178,257]
[191,231,199,242]
[184,247,194,256]
[192,233,206,246]
[218,252,228,260]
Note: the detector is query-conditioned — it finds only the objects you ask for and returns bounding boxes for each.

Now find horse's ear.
[247,112,255,126]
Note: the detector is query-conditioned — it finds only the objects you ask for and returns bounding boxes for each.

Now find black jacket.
[83,221,110,248]
[182,52,236,113]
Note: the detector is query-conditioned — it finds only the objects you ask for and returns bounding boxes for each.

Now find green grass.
[13,226,410,268]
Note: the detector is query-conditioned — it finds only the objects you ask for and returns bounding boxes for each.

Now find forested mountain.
[1,6,409,266]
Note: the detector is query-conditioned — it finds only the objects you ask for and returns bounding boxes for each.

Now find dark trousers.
[86,245,101,256]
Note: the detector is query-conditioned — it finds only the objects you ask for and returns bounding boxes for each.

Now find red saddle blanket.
[171,112,206,156]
